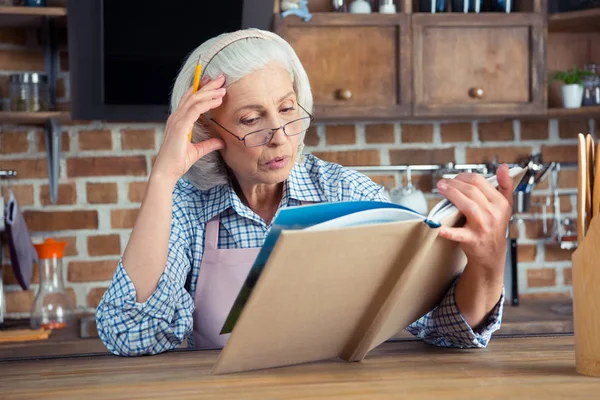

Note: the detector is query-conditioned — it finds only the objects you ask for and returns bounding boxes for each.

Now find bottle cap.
[34,238,67,259]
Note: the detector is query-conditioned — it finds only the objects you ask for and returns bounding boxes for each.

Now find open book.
[213,167,526,374]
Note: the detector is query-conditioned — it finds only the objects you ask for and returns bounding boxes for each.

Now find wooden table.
[1,334,598,399]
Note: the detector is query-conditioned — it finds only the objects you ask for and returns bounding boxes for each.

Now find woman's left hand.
[435,164,514,328]
[436,164,514,277]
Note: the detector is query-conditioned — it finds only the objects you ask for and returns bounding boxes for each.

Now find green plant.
[550,66,594,85]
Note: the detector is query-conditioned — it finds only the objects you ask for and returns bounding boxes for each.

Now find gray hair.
[170,29,313,191]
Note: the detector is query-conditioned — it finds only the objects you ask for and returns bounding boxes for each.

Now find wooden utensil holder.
[572,197,600,377]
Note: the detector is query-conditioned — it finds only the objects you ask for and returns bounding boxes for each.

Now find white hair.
[170,29,313,191]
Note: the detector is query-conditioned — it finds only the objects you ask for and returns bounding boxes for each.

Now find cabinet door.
[276,14,411,120]
[412,14,545,117]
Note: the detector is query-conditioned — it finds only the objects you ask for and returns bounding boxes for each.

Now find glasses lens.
[284,117,311,137]
[245,129,273,147]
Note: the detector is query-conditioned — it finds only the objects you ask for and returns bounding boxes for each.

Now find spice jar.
[31,238,73,330]
[9,73,50,112]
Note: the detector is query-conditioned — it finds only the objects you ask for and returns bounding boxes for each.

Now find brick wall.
[0,25,595,318]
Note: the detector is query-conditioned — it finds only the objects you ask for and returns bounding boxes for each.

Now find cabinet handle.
[468,88,484,99]
[336,89,352,101]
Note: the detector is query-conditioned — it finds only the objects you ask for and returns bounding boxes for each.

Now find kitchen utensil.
[577,133,587,241]
[594,143,600,218]
[379,0,396,12]
[390,168,429,215]
[586,134,594,226]
[31,238,73,330]
[5,188,37,290]
[331,0,348,11]
[349,0,372,13]
[9,73,50,112]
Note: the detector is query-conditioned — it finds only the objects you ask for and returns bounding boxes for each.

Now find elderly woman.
[96,29,514,356]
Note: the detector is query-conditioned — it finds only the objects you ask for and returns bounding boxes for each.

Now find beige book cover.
[213,167,526,375]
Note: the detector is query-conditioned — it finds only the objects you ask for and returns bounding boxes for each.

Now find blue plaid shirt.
[96,154,504,356]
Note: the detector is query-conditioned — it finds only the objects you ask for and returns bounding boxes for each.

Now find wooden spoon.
[578,133,587,242]
[586,134,594,226]
[594,142,600,219]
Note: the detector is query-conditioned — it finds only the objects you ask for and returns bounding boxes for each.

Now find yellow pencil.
[188,59,202,142]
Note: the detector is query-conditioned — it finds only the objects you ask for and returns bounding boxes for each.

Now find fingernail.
[437,181,447,191]
[201,75,210,83]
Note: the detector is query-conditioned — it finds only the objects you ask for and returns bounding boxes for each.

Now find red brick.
[9,184,34,206]
[24,210,98,232]
[121,129,156,150]
[5,290,34,313]
[0,50,44,71]
[558,119,589,139]
[87,234,121,257]
[312,150,380,166]
[0,159,47,179]
[68,260,119,282]
[0,75,8,98]
[87,287,108,308]
[465,146,532,164]
[367,175,395,189]
[520,120,549,141]
[0,131,28,153]
[403,173,433,193]
[389,148,454,165]
[520,292,571,300]
[535,169,577,190]
[67,156,147,177]
[527,268,556,288]
[36,131,70,152]
[564,268,572,285]
[325,125,356,145]
[542,145,577,163]
[365,124,395,144]
[128,181,147,203]
[441,123,472,143]
[40,182,77,205]
[0,28,28,46]
[111,208,139,229]
[517,244,537,262]
[529,194,572,214]
[78,130,112,151]
[303,126,319,146]
[478,121,514,142]
[544,244,575,261]
[525,219,555,239]
[86,182,118,204]
[401,124,433,143]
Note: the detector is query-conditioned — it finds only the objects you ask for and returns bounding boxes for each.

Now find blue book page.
[220,201,422,334]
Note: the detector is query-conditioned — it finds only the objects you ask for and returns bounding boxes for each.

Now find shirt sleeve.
[405,278,504,348]
[96,193,196,356]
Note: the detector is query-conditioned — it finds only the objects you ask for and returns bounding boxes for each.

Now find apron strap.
[204,215,220,251]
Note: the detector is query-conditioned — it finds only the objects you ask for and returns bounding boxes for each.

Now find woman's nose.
[268,127,287,147]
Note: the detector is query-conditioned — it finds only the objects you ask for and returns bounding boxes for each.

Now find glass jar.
[582,64,600,107]
[31,238,73,330]
[9,73,50,112]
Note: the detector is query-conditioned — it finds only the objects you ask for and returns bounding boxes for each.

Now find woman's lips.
[265,156,290,169]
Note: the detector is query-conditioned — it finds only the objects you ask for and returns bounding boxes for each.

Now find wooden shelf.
[546,105,600,119]
[0,6,66,27]
[0,111,70,125]
[548,9,600,32]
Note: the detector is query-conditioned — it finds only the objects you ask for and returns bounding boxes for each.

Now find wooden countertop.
[1,335,598,399]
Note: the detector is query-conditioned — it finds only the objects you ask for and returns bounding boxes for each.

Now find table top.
[1,334,598,400]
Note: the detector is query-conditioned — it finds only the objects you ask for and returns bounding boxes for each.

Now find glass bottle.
[420,0,448,12]
[31,238,73,330]
[582,64,599,107]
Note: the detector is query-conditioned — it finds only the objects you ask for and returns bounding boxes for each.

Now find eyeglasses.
[204,103,314,148]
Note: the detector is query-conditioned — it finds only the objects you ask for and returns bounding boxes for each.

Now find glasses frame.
[204,103,314,148]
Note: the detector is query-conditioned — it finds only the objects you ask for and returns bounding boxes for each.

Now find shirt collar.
[201,158,326,223]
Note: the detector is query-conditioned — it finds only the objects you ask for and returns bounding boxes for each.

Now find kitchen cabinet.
[274,14,412,120]
[412,14,546,117]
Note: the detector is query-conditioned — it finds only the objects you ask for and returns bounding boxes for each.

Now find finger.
[437,180,486,227]
[438,178,491,211]
[198,74,226,92]
[191,138,225,162]
[453,172,506,205]
[179,88,226,116]
[495,164,514,208]
[438,226,474,243]
[177,96,224,134]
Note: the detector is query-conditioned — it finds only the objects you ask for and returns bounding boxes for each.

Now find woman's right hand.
[152,74,227,187]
